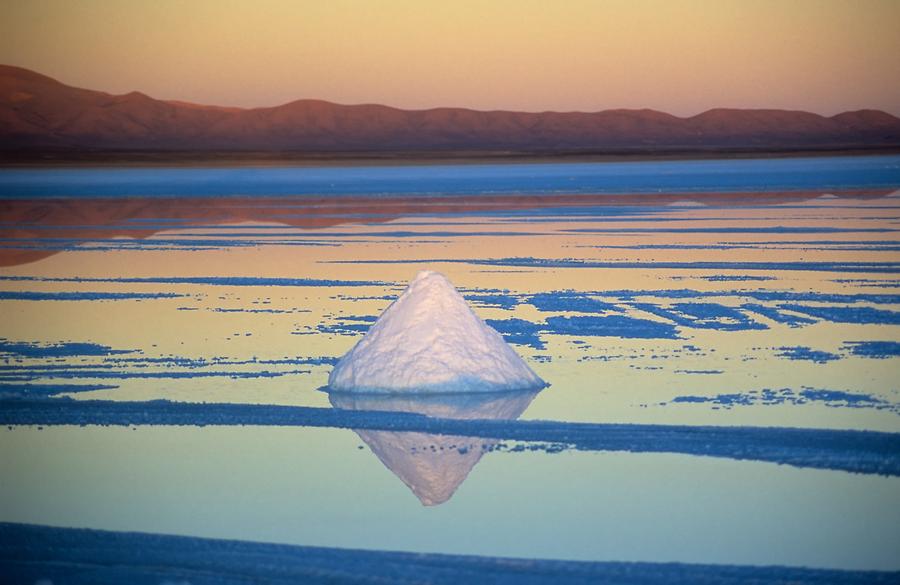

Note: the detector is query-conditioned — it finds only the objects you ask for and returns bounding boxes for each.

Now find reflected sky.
[2,424,898,570]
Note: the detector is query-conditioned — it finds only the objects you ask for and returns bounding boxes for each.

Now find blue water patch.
[485,318,546,350]
[589,289,900,305]
[774,346,841,363]
[528,291,621,314]
[463,291,520,310]
[0,368,310,382]
[327,257,900,273]
[697,275,776,282]
[340,315,378,322]
[3,155,898,197]
[0,339,136,358]
[745,291,900,304]
[631,302,766,332]
[0,383,118,398]
[564,227,899,234]
[210,307,310,314]
[487,313,682,347]
[0,275,390,287]
[668,387,897,413]
[832,278,900,288]
[740,304,817,327]
[99,356,338,368]
[0,237,338,251]
[0,344,334,384]
[316,319,373,336]
[544,315,680,339]
[843,341,900,359]
[780,304,900,325]
[0,291,186,301]
[174,230,546,238]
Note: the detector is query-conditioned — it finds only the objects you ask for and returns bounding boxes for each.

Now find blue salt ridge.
[2,398,899,475]
[3,522,897,585]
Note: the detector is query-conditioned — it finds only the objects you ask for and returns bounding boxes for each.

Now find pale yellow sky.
[1,0,899,115]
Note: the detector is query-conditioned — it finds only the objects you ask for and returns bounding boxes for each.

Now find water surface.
[1,155,899,574]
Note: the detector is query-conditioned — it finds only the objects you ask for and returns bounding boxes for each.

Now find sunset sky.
[1,0,899,116]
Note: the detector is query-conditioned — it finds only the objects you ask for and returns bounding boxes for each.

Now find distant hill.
[2,64,899,153]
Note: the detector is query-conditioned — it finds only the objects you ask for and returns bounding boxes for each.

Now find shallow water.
[2,425,898,570]
[1,154,899,572]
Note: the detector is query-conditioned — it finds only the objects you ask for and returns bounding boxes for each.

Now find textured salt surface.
[2,399,898,476]
[328,271,545,393]
[327,258,900,273]
[2,523,896,585]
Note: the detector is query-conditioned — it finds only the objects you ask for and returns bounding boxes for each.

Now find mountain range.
[2,64,899,153]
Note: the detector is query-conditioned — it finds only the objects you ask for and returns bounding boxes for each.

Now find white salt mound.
[328,270,546,393]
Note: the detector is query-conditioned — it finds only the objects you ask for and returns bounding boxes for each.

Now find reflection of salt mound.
[328,270,545,393]
[330,391,538,506]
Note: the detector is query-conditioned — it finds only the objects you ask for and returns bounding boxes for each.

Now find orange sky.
[1,0,899,116]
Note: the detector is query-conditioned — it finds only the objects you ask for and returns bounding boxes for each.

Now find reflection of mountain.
[0,189,890,267]
[330,391,538,506]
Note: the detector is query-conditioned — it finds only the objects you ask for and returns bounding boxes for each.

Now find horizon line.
[3,63,897,120]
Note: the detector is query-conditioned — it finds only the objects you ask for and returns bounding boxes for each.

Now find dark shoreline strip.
[1,523,896,585]
[2,399,898,476]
